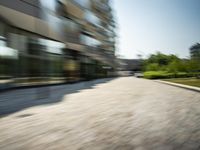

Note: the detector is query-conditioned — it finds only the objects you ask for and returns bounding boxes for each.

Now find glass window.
[0,35,18,59]
[39,38,65,54]
[0,22,5,37]
[0,36,6,47]
[85,10,100,26]
[74,0,90,8]
[80,34,101,47]
[40,0,57,12]
[8,33,28,54]
[21,0,40,7]
[63,19,79,33]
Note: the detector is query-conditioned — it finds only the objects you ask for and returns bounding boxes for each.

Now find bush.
[143,71,200,79]
[144,71,173,79]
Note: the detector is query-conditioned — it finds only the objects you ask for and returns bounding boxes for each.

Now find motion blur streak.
[0,0,117,90]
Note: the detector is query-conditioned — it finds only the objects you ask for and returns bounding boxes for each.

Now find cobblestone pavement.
[0,77,200,150]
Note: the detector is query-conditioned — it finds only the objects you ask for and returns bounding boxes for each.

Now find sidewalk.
[0,78,114,115]
[0,77,200,150]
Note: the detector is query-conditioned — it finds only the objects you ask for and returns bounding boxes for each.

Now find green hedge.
[144,71,200,79]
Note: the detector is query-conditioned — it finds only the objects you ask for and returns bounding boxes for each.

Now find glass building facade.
[0,0,116,89]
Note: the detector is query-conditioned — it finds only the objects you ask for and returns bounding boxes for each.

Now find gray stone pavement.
[0,77,200,150]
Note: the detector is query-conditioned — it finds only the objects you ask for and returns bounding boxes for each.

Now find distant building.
[118,59,143,71]
[190,43,200,60]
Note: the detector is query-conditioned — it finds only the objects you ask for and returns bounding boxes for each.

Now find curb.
[156,80,200,93]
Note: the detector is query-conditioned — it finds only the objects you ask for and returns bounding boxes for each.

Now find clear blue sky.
[112,0,200,59]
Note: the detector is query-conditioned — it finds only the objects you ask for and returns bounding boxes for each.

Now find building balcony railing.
[59,0,84,20]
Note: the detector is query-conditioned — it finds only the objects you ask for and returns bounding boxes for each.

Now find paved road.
[0,77,200,150]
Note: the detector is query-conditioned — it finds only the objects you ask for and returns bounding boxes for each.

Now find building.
[0,0,116,88]
[116,59,143,76]
[190,43,200,60]
[118,59,142,71]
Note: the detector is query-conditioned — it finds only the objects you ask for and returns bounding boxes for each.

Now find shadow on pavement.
[0,78,115,116]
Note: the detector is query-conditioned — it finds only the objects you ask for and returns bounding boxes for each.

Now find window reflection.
[74,0,90,8]
[80,34,101,47]
[85,10,100,26]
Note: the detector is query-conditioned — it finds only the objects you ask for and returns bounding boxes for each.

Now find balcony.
[62,18,80,43]
[59,0,84,20]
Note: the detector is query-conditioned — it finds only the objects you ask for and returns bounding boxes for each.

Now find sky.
[112,0,200,59]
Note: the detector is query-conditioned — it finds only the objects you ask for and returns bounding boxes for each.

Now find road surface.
[0,77,200,150]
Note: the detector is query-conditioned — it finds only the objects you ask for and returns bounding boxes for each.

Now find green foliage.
[142,51,200,79]
[145,63,159,71]
[144,71,172,79]
[143,51,199,73]
[187,59,200,72]
[146,52,179,66]
[143,71,198,79]
[167,60,188,73]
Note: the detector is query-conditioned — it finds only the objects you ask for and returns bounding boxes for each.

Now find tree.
[167,60,187,73]
[144,52,180,71]
[187,59,200,72]
[145,63,160,71]
[146,52,179,66]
